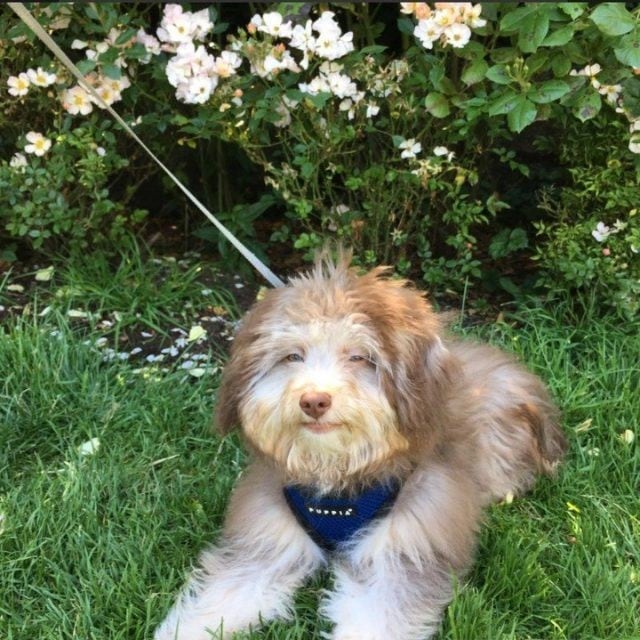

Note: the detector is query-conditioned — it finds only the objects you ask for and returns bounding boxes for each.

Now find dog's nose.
[299,391,332,419]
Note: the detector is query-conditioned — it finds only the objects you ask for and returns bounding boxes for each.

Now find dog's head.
[216,252,454,491]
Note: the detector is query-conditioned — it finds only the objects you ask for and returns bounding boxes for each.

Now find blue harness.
[283,480,401,552]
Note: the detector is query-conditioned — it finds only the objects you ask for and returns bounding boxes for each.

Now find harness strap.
[8,2,285,289]
[284,480,401,552]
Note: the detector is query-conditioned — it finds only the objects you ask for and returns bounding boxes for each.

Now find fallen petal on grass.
[7,284,25,293]
[67,309,89,319]
[620,429,635,444]
[574,418,593,433]
[188,325,207,342]
[35,266,55,281]
[77,437,100,456]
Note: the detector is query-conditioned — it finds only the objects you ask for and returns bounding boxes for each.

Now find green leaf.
[300,162,314,180]
[7,22,31,40]
[614,31,640,68]
[558,3,588,20]
[507,96,537,132]
[542,25,575,48]
[83,3,100,21]
[397,17,415,36]
[486,196,512,217]
[500,6,538,32]
[304,92,331,109]
[486,65,512,85]
[490,47,518,64]
[489,228,528,259]
[75,59,96,75]
[528,80,571,104]
[429,65,456,95]
[499,277,522,297]
[488,91,519,116]
[126,43,148,60]
[424,92,450,118]
[551,54,572,78]
[359,45,387,56]
[526,51,550,76]
[115,28,137,46]
[453,41,485,61]
[518,11,550,53]
[102,64,122,80]
[212,22,229,35]
[590,3,635,37]
[461,59,489,86]
[573,91,602,122]
[621,77,640,118]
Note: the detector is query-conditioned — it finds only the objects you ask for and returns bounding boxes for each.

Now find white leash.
[8,2,285,289]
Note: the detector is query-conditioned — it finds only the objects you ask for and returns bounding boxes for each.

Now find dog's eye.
[348,354,377,367]
[285,353,304,363]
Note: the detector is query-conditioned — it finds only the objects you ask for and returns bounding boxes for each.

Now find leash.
[8,2,285,289]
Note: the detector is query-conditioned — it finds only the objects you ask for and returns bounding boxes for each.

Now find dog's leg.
[322,464,481,640]
[155,461,325,640]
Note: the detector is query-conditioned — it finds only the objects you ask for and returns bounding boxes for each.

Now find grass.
[1,251,639,640]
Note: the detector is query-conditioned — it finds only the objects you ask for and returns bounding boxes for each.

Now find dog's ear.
[382,332,457,449]
[214,290,282,434]
[215,354,244,434]
[354,269,457,450]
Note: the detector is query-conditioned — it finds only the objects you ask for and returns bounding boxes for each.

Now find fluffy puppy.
[155,253,566,640]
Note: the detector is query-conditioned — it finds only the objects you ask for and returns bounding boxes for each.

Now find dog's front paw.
[154,611,226,640]
[331,625,386,640]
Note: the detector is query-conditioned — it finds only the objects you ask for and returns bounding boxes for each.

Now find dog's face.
[216,256,453,491]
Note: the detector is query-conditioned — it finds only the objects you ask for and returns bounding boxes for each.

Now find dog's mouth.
[302,421,342,434]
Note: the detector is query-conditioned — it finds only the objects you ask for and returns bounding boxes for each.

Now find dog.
[155,251,566,640]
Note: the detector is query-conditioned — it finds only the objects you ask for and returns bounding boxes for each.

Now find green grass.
[1,257,638,640]
[46,240,237,335]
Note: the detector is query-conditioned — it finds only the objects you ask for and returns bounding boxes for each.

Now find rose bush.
[1,3,639,312]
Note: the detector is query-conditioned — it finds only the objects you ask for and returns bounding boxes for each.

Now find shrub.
[534,118,640,318]
[1,2,639,310]
[0,124,146,250]
[149,2,640,295]
[0,4,161,252]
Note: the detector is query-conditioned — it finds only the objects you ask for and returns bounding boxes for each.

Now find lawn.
[1,247,638,640]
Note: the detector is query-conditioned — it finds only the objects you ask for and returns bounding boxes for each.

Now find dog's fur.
[155,253,566,640]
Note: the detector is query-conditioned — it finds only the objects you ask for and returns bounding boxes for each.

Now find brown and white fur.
[155,252,567,640]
